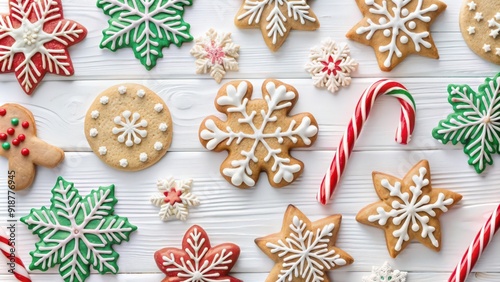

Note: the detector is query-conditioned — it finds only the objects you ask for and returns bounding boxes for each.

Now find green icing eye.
[380,276,384,280]
[388,276,392,281]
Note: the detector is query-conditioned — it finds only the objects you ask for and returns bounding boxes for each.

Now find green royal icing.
[97,0,194,70]
[20,177,137,282]
[432,73,500,174]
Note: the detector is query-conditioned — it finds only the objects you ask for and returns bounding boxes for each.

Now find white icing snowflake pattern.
[356,0,439,68]
[112,110,148,147]
[488,13,500,39]
[266,216,347,282]
[190,29,240,83]
[362,262,408,282]
[150,177,199,221]
[305,39,358,93]
[368,166,455,251]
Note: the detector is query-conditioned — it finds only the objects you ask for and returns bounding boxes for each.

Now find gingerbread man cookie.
[459,0,500,64]
[84,84,173,171]
[0,104,64,190]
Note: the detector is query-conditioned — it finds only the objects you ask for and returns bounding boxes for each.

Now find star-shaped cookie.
[356,160,462,258]
[346,0,447,71]
[255,205,353,282]
[234,0,320,51]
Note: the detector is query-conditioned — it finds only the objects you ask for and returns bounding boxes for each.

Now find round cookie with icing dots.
[459,0,500,64]
[84,84,172,171]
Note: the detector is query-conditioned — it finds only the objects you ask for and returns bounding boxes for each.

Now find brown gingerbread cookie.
[0,104,64,190]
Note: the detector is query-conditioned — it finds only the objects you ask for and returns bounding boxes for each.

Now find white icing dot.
[118,86,127,94]
[119,159,128,168]
[154,142,163,151]
[139,152,148,162]
[401,8,409,17]
[365,0,374,5]
[98,146,107,156]
[400,35,408,44]
[154,103,164,113]
[383,29,391,37]
[159,123,168,132]
[379,17,387,24]
[408,21,416,30]
[137,89,146,98]
[90,128,98,137]
[91,110,100,119]
[100,96,109,105]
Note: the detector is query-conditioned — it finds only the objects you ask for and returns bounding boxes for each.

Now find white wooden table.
[1,0,500,281]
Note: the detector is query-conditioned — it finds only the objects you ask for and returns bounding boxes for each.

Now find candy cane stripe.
[0,227,31,282]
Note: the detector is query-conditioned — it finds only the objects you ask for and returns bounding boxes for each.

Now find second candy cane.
[317,79,416,205]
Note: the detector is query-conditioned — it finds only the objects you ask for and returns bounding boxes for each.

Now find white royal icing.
[154,103,164,113]
[159,123,168,132]
[139,152,148,162]
[91,110,100,119]
[90,128,98,137]
[137,89,145,98]
[112,110,148,147]
[154,142,163,151]
[119,158,128,168]
[98,146,107,156]
[118,85,127,94]
[100,96,109,105]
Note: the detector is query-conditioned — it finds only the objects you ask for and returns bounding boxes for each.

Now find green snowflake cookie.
[20,177,137,282]
[433,73,500,174]
[97,0,193,70]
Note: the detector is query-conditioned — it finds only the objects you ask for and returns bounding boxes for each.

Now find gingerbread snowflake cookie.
[0,104,64,190]
[459,0,500,64]
[347,0,447,71]
[362,262,407,282]
[150,177,200,221]
[255,205,354,282]
[190,29,240,83]
[154,225,242,282]
[356,160,462,258]
[199,79,319,188]
[85,84,173,171]
[305,39,358,93]
[235,0,319,51]
[0,0,87,95]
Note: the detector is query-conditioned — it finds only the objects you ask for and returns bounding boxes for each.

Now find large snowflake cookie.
[84,83,173,171]
[0,104,64,190]
[255,205,354,282]
[20,177,138,282]
[150,177,200,221]
[154,225,242,282]
[234,0,320,52]
[97,0,193,70]
[459,0,500,65]
[346,0,447,71]
[0,0,87,95]
[190,28,240,83]
[362,262,408,282]
[199,79,319,188]
[305,38,358,93]
[356,160,462,258]
[433,73,500,174]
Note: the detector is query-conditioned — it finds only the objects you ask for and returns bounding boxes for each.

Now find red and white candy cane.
[317,79,416,205]
[448,204,500,282]
[0,227,31,282]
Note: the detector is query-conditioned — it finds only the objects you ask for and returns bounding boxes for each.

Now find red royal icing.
[164,188,183,205]
[21,148,29,156]
[17,134,25,142]
[206,41,226,65]
[6,128,14,135]
[0,109,6,116]
[22,121,29,129]
[321,56,342,76]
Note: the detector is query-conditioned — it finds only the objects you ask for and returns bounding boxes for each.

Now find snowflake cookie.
[433,73,500,173]
[235,0,320,52]
[84,84,173,171]
[356,160,462,258]
[199,79,319,188]
[20,177,138,282]
[362,262,408,282]
[97,0,193,70]
[255,205,354,282]
[154,225,242,282]
[190,29,240,83]
[0,0,87,95]
[347,0,447,71]
[305,39,358,93]
[459,0,500,65]
[150,177,200,221]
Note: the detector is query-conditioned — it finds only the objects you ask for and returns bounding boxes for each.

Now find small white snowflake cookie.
[305,39,358,93]
[362,262,408,282]
[459,0,500,64]
[356,160,462,258]
[190,29,240,83]
[150,177,200,221]
[256,205,354,282]
[84,84,173,171]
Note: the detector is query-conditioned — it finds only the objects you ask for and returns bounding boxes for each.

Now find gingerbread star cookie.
[234,0,320,51]
[347,0,447,71]
[356,160,462,258]
[150,177,200,221]
[255,205,354,282]
[459,0,500,64]
[0,104,64,190]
